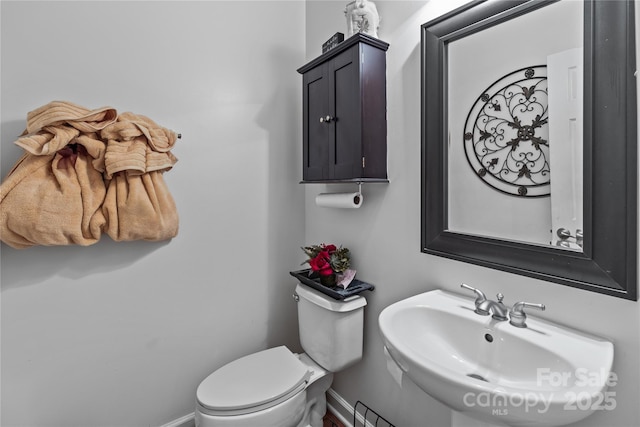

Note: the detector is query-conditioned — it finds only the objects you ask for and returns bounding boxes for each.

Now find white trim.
[158,412,195,427]
[327,388,381,427]
[326,388,354,427]
[327,402,354,427]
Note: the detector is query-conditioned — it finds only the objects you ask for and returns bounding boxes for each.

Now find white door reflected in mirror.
[548,47,584,251]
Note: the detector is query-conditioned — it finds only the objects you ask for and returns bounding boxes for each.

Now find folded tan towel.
[100,112,179,242]
[15,129,107,172]
[0,101,179,248]
[101,112,178,178]
[0,143,106,249]
[102,171,179,242]
[15,125,80,156]
[106,112,177,152]
[25,100,117,134]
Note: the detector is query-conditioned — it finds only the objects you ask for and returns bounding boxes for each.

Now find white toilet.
[195,283,367,427]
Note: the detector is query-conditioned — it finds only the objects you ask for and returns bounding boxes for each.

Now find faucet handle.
[509,301,546,328]
[460,283,487,306]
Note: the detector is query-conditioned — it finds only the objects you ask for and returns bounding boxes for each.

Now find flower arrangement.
[301,243,355,288]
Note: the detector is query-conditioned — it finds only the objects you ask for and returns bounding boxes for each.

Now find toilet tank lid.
[196,346,311,413]
[296,283,367,312]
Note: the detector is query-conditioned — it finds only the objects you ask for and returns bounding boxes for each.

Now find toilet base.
[195,352,333,427]
[301,369,334,427]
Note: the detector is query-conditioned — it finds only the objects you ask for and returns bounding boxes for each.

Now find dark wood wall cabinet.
[297,33,389,183]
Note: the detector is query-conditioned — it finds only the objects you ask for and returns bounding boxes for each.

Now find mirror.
[421,0,637,300]
[447,1,583,249]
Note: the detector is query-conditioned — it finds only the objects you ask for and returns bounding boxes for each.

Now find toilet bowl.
[195,284,367,427]
[195,347,334,427]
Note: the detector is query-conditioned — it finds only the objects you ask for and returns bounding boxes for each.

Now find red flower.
[301,243,350,277]
[323,244,337,253]
[309,252,333,276]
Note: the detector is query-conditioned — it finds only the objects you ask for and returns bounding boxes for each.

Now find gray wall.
[304,1,640,427]
[0,1,305,426]
[1,1,639,427]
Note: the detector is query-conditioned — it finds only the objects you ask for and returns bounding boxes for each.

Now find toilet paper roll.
[315,192,363,208]
[384,346,404,387]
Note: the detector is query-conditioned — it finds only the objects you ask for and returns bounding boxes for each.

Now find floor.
[323,409,347,427]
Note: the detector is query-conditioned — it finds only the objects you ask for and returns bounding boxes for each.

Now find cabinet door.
[330,46,361,180]
[298,34,388,183]
[302,64,330,181]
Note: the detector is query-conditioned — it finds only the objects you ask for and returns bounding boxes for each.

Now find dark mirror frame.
[421,0,638,300]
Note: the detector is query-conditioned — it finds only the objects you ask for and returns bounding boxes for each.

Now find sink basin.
[378,290,614,426]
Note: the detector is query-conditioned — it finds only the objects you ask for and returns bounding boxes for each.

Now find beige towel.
[0,101,179,248]
[102,171,179,242]
[101,112,178,179]
[108,112,177,153]
[15,100,115,163]
[0,142,107,248]
[15,128,107,172]
[24,100,118,134]
[100,113,179,242]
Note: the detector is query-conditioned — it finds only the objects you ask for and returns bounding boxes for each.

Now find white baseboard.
[159,412,195,427]
[327,388,389,427]
[326,388,356,427]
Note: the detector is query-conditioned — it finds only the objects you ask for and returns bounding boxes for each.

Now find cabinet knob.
[319,115,333,123]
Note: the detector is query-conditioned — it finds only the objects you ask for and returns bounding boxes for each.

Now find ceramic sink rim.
[378,289,615,426]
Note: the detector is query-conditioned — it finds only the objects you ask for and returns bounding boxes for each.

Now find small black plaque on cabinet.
[322,32,344,53]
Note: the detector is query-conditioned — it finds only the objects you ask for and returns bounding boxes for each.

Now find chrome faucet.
[460,284,508,321]
[509,301,546,328]
[460,284,546,328]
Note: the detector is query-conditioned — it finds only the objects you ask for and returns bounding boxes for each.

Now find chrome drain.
[467,373,488,382]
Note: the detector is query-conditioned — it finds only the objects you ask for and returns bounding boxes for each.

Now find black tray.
[289,269,374,300]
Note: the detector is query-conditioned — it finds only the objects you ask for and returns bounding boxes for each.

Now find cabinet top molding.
[297,33,390,74]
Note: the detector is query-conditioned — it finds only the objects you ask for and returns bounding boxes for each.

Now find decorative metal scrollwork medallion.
[463,66,549,197]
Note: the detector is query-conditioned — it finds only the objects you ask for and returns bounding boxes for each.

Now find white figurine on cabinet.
[345,0,380,38]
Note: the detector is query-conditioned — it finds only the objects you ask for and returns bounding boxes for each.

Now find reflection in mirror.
[446,0,583,250]
[421,0,637,300]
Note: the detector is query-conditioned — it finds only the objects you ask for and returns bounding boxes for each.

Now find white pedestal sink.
[378,290,614,427]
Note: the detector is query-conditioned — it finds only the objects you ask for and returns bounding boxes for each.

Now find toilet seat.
[196,346,311,416]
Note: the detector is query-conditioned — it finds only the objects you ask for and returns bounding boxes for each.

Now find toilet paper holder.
[353,182,362,204]
[315,182,364,209]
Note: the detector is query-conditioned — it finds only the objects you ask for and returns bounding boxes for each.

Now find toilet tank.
[295,283,367,372]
